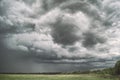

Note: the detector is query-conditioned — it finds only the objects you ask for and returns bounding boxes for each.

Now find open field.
[0,74,119,80]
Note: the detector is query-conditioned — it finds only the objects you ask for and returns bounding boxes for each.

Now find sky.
[0,0,120,73]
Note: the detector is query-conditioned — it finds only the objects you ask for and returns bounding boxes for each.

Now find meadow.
[0,74,119,80]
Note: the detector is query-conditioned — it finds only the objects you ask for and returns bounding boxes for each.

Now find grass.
[0,74,119,80]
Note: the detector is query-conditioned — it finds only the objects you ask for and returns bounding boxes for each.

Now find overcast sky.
[0,0,120,73]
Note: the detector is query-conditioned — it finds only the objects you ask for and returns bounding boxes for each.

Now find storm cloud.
[0,0,120,73]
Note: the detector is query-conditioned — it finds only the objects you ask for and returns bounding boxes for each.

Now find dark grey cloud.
[42,0,67,11]
[82,32,105,48]
[0,36,29,73]
[51,18,80,45]
[86,0,102,8]
[60,1,102,21]
[0,21,35,34]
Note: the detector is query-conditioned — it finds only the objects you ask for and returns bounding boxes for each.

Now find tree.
[114,60,120,75]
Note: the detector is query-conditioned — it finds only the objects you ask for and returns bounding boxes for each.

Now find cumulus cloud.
[0,0,120,72]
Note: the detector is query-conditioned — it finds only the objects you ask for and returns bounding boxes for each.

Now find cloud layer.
[0,0,120,72]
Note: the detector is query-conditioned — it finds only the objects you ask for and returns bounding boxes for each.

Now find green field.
[0,74,119,80]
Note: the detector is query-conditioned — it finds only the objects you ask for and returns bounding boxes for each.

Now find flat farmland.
[0,74,119,80]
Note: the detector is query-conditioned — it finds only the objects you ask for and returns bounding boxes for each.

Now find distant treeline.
[90,60,120,76]
[0,72,65,74]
